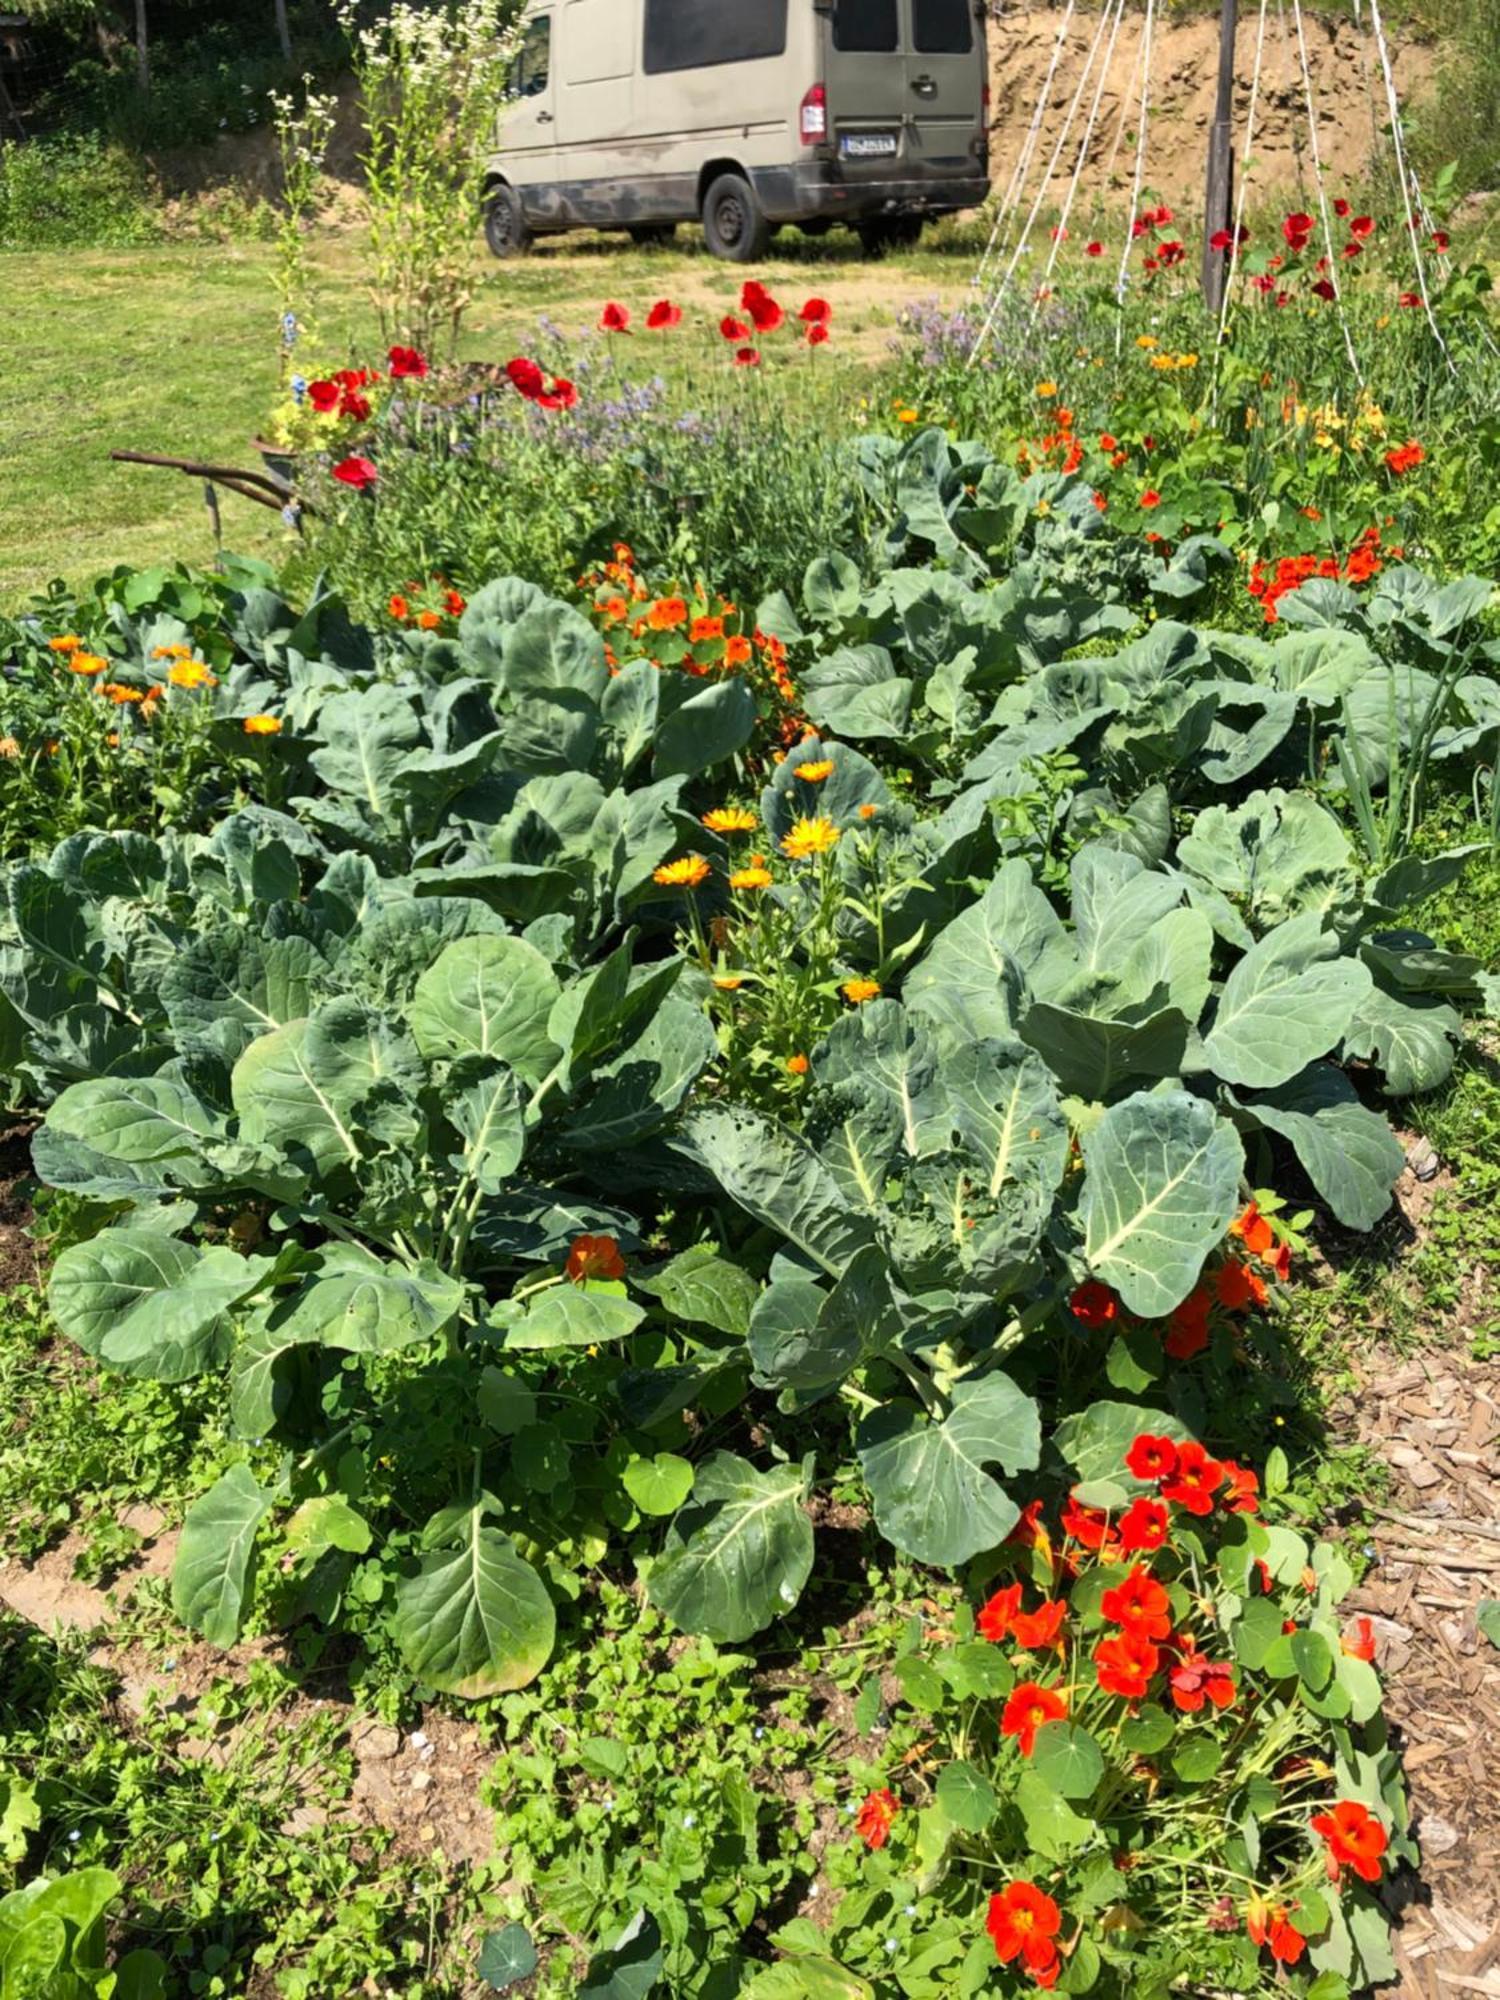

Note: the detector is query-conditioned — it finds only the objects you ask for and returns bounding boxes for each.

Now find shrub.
[0,133,156,250]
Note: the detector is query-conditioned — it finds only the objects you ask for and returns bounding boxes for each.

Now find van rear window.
[912,0,974,52]
[833,0,899,51]
[643,0,788,73]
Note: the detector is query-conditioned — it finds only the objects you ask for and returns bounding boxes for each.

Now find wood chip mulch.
[1334,1343,1500,1996]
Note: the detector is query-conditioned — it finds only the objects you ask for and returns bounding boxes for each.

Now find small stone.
[411,1771,432,1792]
[1421,1815,1461,1855]
[355,1724,401,1762]
[1407,1140,1440,1181]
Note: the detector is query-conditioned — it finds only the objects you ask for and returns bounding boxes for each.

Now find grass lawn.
[0,229,973,608]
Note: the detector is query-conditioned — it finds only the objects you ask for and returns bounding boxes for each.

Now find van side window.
[642,0,788,74]
[833,0,899,51]
[912,0,973,53]
[510,15,551,96]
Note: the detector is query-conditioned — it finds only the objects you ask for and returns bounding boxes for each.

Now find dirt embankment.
[986,4,1437,209]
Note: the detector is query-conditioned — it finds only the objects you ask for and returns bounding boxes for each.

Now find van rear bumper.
[752,164,989,224]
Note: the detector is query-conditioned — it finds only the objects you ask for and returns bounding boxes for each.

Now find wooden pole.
[134,0,150,93]
[274,0,293,62]
[1202,0,1237,313]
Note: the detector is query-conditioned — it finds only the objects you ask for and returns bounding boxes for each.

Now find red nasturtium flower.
[986,1882,1062,1988]
[1231,1201,1274,1256]
[1100,1567,1173,1642]
[1165,1285,1212,1359]
[1168,1642,1236,1712]
[646,298,682,330]
[1012,1598,1068,1650]
[977,1582,1022,1641]
[331,456,378,490]
[1283,210,1314,251]
[1094,1631,1159,1699]
[1219,1460,1261,1514]
[1385,441,1425,476]
[1060,1496,1115,1549]
[1161,1441,1223,1515]
[1216,1257,1268,1311]
[1001,1680,1068,1756]
[1246,1897,1307,1965]
[566,1233,626,1283]
[1069,1280,1118,1326]
[1125,1433,1178,1482]
[1140,489,1162,509]
[1311,1800,1388,1883]
[1342,1616,1378,1661]
[854,1787,899,1849]
[1118,1495,1170,1553]
[388,593,410,621]
[1085,239,1103,256]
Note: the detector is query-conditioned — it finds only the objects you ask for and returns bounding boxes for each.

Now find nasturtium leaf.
[1335,1652,1382,1724]
[1170,1734,1224,1784]
[390,1511,555,1697]
[1079,1090,1242,1316]
[477,1367,537,1436]
[172,1464,273,1647]
[856,1373,1040,1567]
[1231,1598,1285,1671]
[50,1230,270,1383]
[622,1453,695,1516]
[1119,1704,1173,1754]
[1262,1627,1334,1691]
[634,1244,759,1338]
[578,1910,665,1999]
[935,1760,997,1831]
[1203,912,1372,1088]
[505,1284,645,1350]
[1014,1767,1093,1859]
[408,934,562,1081]
[1030,1722,1104,1800]
[478,1923,539,1991]
[646,1452,814,1642]
[893,1655,945,1711]
[1479,1600,1500,1650]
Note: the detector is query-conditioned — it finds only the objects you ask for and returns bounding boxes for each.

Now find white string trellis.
[1100,1,1150,190]
[1210,0,1269,412]
[1289,0,1366,386]
[1112,0,1155,353]
[974,0,1078,300]
[1026,0,1131,331]
[968,0,1121,366]
[1366,0,1458,375]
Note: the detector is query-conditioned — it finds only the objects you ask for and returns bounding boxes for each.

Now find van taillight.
[800,83,827,146]
[981,82,991,113]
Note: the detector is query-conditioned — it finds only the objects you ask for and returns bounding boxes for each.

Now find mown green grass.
[0,230,972,609]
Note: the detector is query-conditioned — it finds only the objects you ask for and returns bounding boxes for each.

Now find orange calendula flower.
[1001,1680,1067,1757]
[729,864,773,891]
[566,1233,627,1284]
[101,683,144,705]
[68,653,108,676]
[780,815,839,859]
[841,978,881,1004]
[702,806,758,835]
[48,634,83,653]
[151,642,192,660]
[653,854,711,889]
[853,1788,899,1849]
[786,1053,810,1076]
[243,714,283,736]
[167,660,217,689]
[794,758,835,783]
[711,974,744,991]
[857,802,878,820]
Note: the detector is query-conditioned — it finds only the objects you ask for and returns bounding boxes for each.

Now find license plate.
[840,132,899,159]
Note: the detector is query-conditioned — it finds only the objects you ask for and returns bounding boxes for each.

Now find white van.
[484,0,990,261]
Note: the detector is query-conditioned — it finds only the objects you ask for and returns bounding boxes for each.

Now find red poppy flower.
[976,1581,1022,1642]
[1165,1286,1211,1360]
[338,390,372,422]
[807,324,830,347]
[1283,211,1314,251]
[1060,1496,1115,1549]
[1398,290,1421,307]
[1311,1800,1388,1883]
[987,1883,1062,1988]
[741,279,785,333]
[1094,1631,1159,1699]
[646,298,682,331]
[799,296,832,324]
[1125,1434,1178,1483]
[1216,1258,1267,1311]
[1085,239,1103,257]
[388,344,428,378]
[1161,1441,1223,1515]
[308,379,341,413]
[1011,1598,1068,1651]
[565,1232,626,1283]
[720,315,751,341]
[1219,1461,1260,1514]
[1349,214,1375,239]
[537,376,579,411]
[599,301,631,333]
[1140,489,1162,509]
[1333,196,1351,217]
[1385,441,1425,475]
[735,346,762,368]
[1431,229,1450,251]
[506,356,546,400]
[1100,1566,1172,1642]
[1118,1496,1170,1553]
[1311,278,1338,301]
[1069,1280,1118,1327]
[331,455,378,490]
[1131,216,1150,239]
[1168,1644,1236,1712]
[1247,1899,1307,1965]
[1342,240,1362,259]
[1342,1616,1377,1661]
[1157,239,1186,267]
[1002,1680,1068,1756]
[854,1787,900,1849]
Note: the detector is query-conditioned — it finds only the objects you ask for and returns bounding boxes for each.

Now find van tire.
[858,216,924,259]
[702,173,770,263]
[484,185,533,259]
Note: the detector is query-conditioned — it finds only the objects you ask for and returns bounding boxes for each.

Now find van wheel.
[485,185,533,259]
[628,224,677,247]
[702,173,770,263]
[858,216,924,258]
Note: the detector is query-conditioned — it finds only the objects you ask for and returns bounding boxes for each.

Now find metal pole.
[1202,0,1238,313]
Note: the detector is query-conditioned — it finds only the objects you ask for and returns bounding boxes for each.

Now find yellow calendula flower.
[841,978,881,1004]
[794,758,835,783]
[779,815,840,860]
[167,660,218,689]
[702,806,758,834]
[151,642,193,660]
[896,408,919,424]
[1136,334,1158,350]
[711,974,744,991]
[729,864,773,891]
[68,653,108,676]
[1036,380,1057,397]
[48,634,82,654]
[243,714,283,736]
[0,736,19,759]
[653,854,712,889]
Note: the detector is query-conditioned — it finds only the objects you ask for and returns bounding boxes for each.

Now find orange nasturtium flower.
[243,715,283,736]
[68,653,108,677]
[389,593,410,621]
[794,758,835,783]
[724,634,753,668]
[986,1881,1062,1987]
[780,815,839,859]
[1000,1680,1067,1757]
[653,854,711,890]
[566,1233,627,1284]
[841,978,881,1004]
[857,802,879,820]
[690,615,724,643]
[702,806,758,834]
[167,660,217,689]
[1246,1896,1307,1966]
[1310,1800,1388,1883]
[711,974,744,991]
[853,1788,899,1850]
[647,596,689,631]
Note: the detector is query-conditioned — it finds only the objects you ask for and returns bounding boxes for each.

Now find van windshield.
[912,0,974,52]
[833,0,899,51]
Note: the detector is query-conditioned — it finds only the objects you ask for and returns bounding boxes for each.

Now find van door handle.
[537,109,553,123]
[911,74,937,97]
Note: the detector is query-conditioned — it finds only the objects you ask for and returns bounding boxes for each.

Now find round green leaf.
[1170,1734,1224,1784]
[1030,1721,1104,1801]
[936,1759,998,1831]
[479,1923,538,1991]
[622,1452,695,1517]
[408,934,561,1081]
